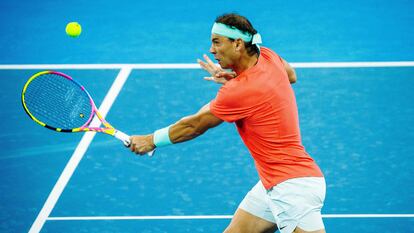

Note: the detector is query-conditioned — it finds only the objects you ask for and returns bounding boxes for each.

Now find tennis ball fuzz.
[65,22,82,37]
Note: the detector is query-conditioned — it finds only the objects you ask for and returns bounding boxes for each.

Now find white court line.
[47,215,233,221]
[0,61,414,70]
[46,214,414,221]
[28,68,132,233]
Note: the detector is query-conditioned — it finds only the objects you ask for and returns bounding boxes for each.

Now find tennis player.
[130,13,326,233]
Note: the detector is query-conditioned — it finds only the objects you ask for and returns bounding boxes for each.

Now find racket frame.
[21,71,113,133]
[22,70,155,155]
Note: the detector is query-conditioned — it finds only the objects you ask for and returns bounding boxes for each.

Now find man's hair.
[215,13,259,56]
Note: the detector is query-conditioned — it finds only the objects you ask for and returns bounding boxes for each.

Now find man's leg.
[293,227,325,233]
[267,177,326,233]
[293,208,326,233]
[224,208,277,233]
[225,181,278,233]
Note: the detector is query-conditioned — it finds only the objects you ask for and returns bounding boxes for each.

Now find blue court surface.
[1,0,414,232]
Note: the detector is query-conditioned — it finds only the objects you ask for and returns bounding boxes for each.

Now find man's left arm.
[282,58,297,84]
[130,103,223,155]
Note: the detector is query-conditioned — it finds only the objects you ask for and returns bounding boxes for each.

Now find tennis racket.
[21,70,154,156]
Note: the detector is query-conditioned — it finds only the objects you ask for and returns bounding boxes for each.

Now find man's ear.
[234,38,244,52]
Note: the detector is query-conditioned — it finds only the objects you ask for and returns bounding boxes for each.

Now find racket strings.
[23,73,93,130]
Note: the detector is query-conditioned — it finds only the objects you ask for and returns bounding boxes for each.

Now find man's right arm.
[282,58,297,84]
[129,103,223,155]
[169,103,223,143]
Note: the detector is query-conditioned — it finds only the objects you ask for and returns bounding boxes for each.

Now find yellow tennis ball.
[65,22,82,37]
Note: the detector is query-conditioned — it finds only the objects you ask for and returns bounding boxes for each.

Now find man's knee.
[293,227,326,233]
[223,221,277,233]
[223,225,242,233]
[224,226,276,233]
[225,208,276,233]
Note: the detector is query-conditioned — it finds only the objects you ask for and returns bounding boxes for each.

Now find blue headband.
[211,22,262,46]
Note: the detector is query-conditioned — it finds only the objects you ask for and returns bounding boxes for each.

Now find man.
[130,13,326,233]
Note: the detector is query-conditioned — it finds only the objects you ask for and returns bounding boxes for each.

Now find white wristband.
[153,126,173,147]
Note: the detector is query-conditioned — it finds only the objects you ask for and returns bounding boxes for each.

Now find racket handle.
[114,130,155,156]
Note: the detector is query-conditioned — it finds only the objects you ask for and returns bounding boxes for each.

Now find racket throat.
[114,130,131,146]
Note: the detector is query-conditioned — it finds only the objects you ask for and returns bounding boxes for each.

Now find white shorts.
[239,177,326,233]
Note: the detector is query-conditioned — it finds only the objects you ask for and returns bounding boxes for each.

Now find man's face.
[209,34,237,69]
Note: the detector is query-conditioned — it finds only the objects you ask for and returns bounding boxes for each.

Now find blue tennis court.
[1,0,413,232]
